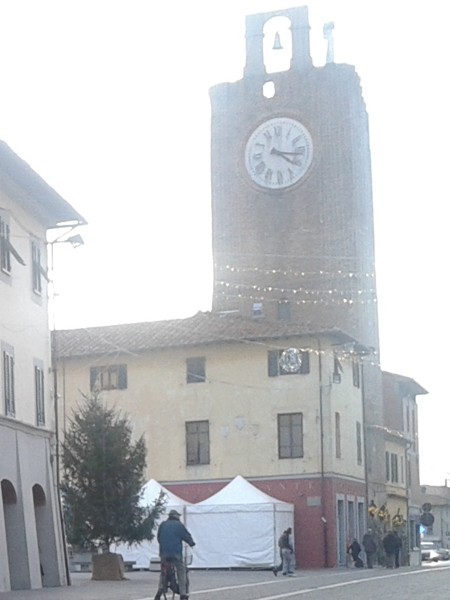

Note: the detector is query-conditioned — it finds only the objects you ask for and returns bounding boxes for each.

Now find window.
[335,412,341,458]
[390,453,399,483]
[0,215,25,275]
[0,217,11,274]
[278,413,303,458]
[32,241,43,294]
[277,300,291,322]
[333,356,343,383]
[90,364,127,391]
[356,421,362,464]
[252,302,263,318]
[268,349,310,377]
[2,344,15,417]
[35,362,45,426]
[186,357,206,383]
[352,360,360,388]
[186,420,210,465]
[348,500,355,539]
[386,451,390,481]
[406,457,411,487]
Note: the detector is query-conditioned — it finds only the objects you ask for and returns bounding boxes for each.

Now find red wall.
[166,476,366,569]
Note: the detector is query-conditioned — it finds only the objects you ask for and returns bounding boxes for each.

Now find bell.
[272,31,283,50]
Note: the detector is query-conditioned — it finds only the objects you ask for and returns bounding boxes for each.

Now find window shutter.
[300,351,310,374]
[90,367,98,391]
[186,423,197,465]
[118,365,127,389]
[268,351,279,377]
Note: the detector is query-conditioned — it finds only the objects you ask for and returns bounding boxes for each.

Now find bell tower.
[211,6,378,352]
[210,6,385,504]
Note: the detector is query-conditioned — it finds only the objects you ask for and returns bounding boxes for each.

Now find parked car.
[421,541,450,562]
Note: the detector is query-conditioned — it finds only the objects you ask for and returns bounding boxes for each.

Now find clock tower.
[210,7,386,505]
[211,6,378,351]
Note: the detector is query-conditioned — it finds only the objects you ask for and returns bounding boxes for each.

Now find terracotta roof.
[53,311,357,358]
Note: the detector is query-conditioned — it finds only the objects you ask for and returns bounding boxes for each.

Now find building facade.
[56,313,369,568]
[381,372,427,555]
[417,485,450,549]
[0,141,85,592]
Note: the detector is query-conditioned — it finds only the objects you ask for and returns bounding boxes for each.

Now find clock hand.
[271,149,304,155]
[270,148,297,165]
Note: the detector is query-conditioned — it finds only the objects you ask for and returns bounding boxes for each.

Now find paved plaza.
[1,564,448,600]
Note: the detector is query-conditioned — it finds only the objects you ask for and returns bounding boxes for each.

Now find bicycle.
[154,547,192,600]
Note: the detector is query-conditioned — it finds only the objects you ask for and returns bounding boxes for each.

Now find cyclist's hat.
[168,509,181,519]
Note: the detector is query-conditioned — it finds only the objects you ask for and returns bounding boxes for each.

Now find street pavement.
[2,563,450,600]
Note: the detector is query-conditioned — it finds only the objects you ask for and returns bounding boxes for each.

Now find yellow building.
[55,312,369,567]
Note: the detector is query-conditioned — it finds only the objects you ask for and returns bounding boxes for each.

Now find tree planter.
[91,553,126,580]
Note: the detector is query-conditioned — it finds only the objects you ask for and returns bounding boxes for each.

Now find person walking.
[362,528,377,569]
[347,538,363,567]
[157,509,195,600]
[273,528,294,576]
[277,527,295,576]
[382,530,397,569]
[393,531,402,568]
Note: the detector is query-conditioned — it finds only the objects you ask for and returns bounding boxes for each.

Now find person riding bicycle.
[157,509,195,600]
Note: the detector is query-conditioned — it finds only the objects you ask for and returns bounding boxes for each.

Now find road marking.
[137,565,450,600]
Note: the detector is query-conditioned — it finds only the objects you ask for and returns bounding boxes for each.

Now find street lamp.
[47,228,84,586]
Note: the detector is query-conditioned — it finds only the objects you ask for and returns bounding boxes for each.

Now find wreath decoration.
[392,509,404,528]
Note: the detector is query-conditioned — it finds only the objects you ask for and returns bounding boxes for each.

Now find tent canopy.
[186,476,294,569]
[192,475,291,507]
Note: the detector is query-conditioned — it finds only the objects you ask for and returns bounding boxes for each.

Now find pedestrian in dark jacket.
[382,530,397,568]
[273,528,292,575]
[362,528,377,568]
[393,531,402,568]
[273,527,295,576]
[347,539,363,567]
[157,509,195,600]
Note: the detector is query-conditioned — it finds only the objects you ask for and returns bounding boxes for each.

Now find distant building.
[0,141,85,592]
[380,372,427,557]
[417,485,450,548]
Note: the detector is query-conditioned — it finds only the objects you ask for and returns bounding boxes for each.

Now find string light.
[216,263,376,279]
[215,280,377,297]
[214,290,378,306]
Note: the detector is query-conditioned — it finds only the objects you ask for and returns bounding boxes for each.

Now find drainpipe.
[361,358,370,527]
[318,339,328,567]
[50,241,71,586]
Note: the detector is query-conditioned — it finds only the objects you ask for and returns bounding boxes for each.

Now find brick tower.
[210,6,386,506]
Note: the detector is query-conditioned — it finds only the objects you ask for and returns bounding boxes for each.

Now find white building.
[0,140,85,592]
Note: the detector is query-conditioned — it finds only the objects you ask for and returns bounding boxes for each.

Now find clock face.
[245,117,313,190]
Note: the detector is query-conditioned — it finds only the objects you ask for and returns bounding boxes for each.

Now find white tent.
[112,479,191,569]
[186,475,294,569]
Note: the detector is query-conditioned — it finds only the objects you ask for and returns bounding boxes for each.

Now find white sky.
[0,1,448,485]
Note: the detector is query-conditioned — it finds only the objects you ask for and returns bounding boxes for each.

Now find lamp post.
[48,229,84,586]
[49,231,84,474]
